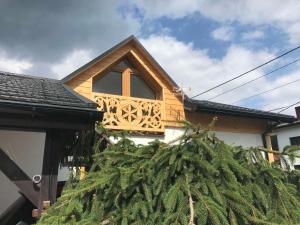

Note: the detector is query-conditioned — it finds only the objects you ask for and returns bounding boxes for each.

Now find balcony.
[93,93,165,132]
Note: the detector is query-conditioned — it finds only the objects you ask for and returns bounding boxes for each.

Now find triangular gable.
[61,35,179,90]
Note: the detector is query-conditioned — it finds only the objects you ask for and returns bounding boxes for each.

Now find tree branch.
[188,191,195,225]
[95,127,114,145]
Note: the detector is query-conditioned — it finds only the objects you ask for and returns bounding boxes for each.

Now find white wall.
[124,127,263,147]
[214,131,263,148]
[0,130,46,215]
[274,125,300,166]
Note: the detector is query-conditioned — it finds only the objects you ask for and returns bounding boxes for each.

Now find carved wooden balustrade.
[93,93,165,132]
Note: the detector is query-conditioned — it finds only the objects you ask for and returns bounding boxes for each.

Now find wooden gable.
[63,37,185,129]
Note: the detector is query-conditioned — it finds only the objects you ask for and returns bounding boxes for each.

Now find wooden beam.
[265,134,275,163]
[0,148,40,207]
[38,130,63,213]
[122,68,131,96]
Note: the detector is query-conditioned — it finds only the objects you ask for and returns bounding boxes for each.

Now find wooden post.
[265,134,274,163]
[37,130,62,215]
[80,166,86,180]
[122,68,131,96]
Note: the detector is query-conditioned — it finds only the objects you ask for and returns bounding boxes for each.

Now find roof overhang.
[185,99,296,124]
[0,101,103,131]
[61,35,179,89]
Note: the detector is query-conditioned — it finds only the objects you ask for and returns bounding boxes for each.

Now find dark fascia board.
[0,98,99,112]
[186,100,296,123]
[0,101,103,130]
[130,36,179,88]
[61,35,179,89]
[61,35,135,83]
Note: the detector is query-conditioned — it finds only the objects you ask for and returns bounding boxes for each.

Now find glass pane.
[92,71,122,95]
[290,136,300,145]
[130,75,156,99]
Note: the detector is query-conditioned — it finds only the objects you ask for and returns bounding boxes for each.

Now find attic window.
[131,74,155,99]
[92,60,157,100]
[92,71,122,95]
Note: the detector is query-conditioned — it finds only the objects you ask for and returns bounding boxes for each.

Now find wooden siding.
[64,40,267,134]
[65,42,186,129]
[186,111,269,133]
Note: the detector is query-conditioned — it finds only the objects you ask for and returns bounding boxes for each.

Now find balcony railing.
[93,93,164,132]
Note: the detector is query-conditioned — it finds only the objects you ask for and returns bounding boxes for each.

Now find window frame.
[92,62,158,100]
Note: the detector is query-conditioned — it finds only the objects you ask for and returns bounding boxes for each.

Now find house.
[61,35,296,162]
[0,72,102,224]
[271,106,300,169]
[0,35,296,224]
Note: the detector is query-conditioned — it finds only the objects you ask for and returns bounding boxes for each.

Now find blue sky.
[0,0,300,115]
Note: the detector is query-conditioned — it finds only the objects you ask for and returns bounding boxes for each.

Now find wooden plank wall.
[66,44,132,100]
[65,41,268,134]
[186,112,269,133]
[65,43,186,128]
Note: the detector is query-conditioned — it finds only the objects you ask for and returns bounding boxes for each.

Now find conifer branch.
[186,175,195,225]
[101,219,110,225]
[95,127,114,145]
[37,125,300,225]
[188,192,195,225]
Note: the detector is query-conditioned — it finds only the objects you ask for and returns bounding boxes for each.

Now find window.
[271,135,279,151]
[92,71,122,95]
[92,60,158,99]
[130,74,156,99]
[290,136,300,146]
[295,165,300,170]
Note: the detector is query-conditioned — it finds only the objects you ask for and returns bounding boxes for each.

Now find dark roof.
[61,35,179,88]
[185,99,296,123]
[0,71,98,111]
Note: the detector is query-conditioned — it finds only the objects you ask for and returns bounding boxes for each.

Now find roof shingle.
[0,71,97,110]
[186,99,296,123]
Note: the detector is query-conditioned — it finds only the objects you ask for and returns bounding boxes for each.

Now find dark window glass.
[290,136,300,146]
[93,71,122,95]
[130,75,156,99]
[294,165,300,170]
[271,135,279,151]
[116,60,131,69]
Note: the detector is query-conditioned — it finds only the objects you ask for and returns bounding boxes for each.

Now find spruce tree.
[38,124,300,225]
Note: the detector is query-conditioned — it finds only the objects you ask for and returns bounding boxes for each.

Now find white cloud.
[126,0,199,19]
[130,0,300,44]
[141,35,300,116]
[51,49,93,79]
[241,30,264,40]
[211,26,235,41]
[0,49,32,73]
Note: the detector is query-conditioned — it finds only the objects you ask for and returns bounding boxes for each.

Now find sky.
[1,0,300,115]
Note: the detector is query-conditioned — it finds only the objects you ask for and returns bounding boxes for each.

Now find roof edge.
[61,35,136,83]
[185,99,296,123]
[61,35,179,88]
